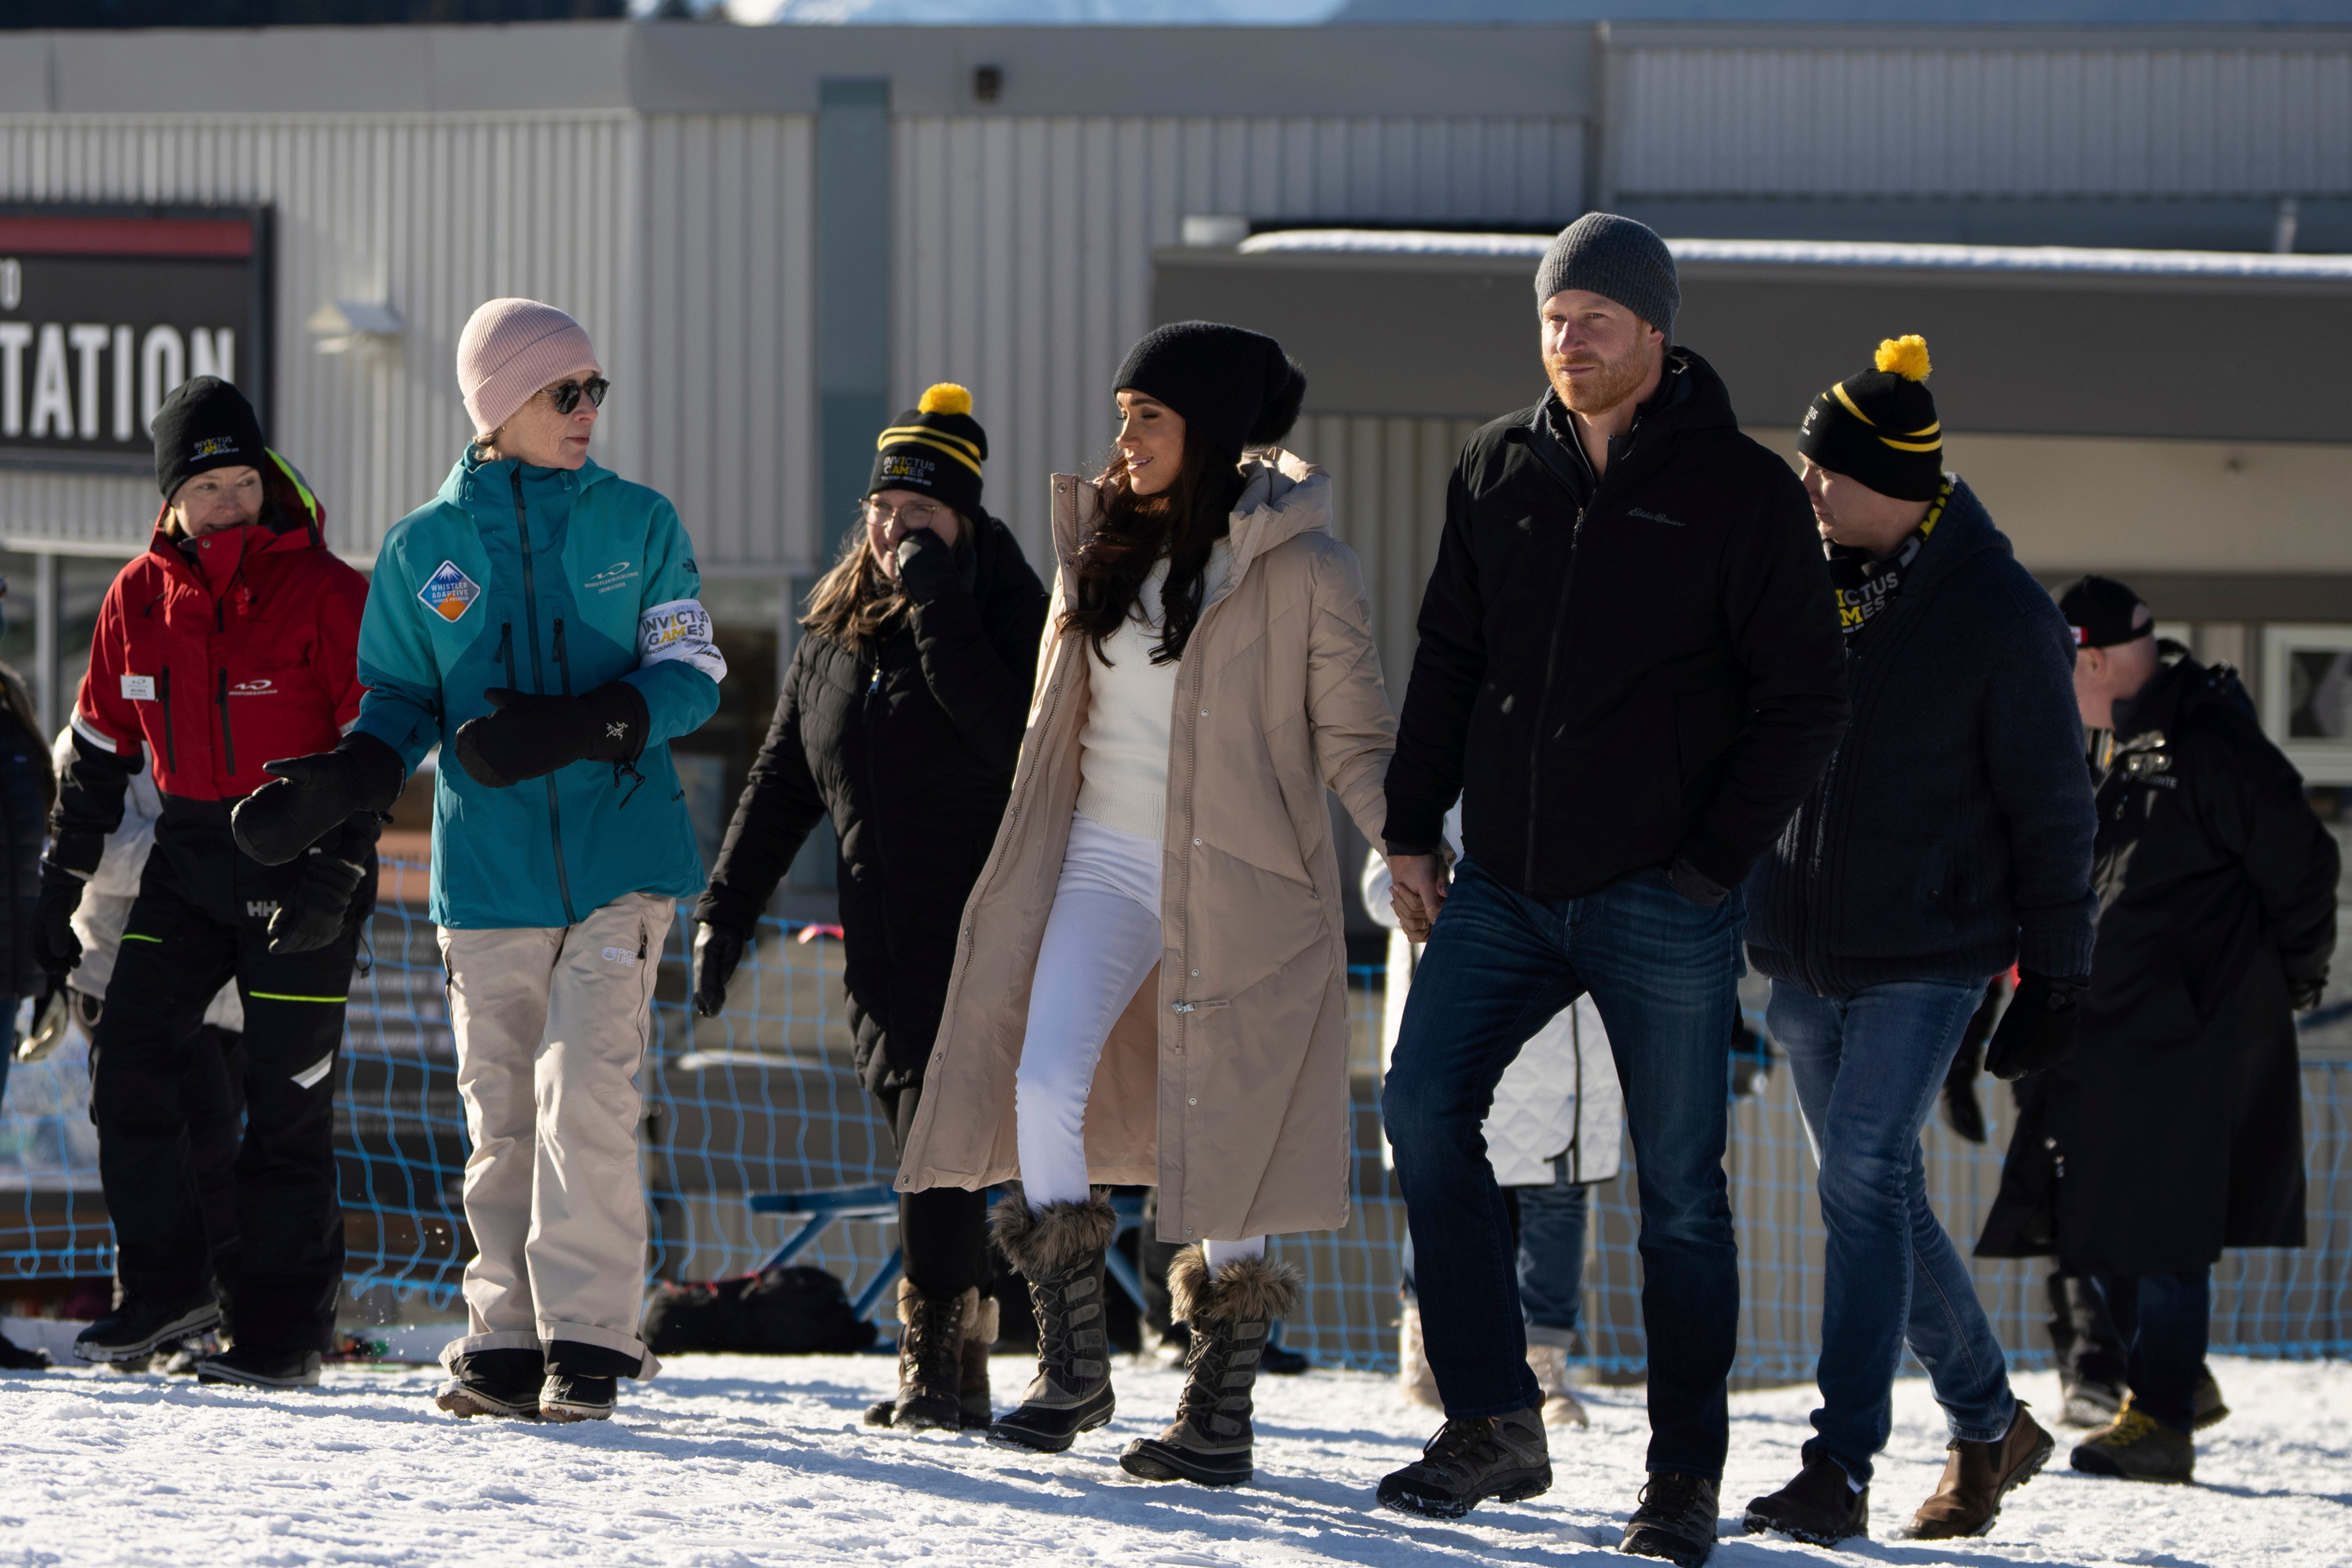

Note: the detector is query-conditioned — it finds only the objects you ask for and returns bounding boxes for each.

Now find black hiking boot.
[2071,1404,2194,1483]
[197,1347,323,1389]
[74,1293,221,1365]
[866,1279,979,1432]
[1121,1247,1303,1488]
[1375,1405,1551,1519]
[0,1329,49,1372]
[435,1348,545,1420]
[985,1189,1118,1454]
[1624,1473,1722,1567]
[1744,1454,1868,1546]
[540,1375,618,1423]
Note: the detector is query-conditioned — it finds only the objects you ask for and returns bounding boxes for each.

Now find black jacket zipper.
[554,618,573,695]
[158,666,177,776]
[216,669,237,777]
[510,470,579,927]
[496,623,516,688]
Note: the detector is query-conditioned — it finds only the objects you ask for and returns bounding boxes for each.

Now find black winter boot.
[539,1339,639,1424]
[1376,1405,1551,1519]
[866,1279,979,1432]
[1624,1473,1722,1567]
[1744,1454,1869,1545]
[1121,1246,1302,1488]
[0,1329,49,1372]
[435,1348,545,1420]
[985,1188,1118,1454]
[74,1292,221,1365]
[197,1347,323,1389]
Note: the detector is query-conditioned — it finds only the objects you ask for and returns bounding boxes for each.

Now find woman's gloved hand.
[454,682,648,790]
[33,860,87,976]
[1984,971,2089,1080]
[692,922,747,1017]
[267,851,372,955]
[232,731,406,866]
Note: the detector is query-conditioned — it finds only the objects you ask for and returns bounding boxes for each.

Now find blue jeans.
[1768,978,2017,1483]
[1399,1168,1590,1344]
[2090,1270,2210,1434]
[1384,859,1742,1479]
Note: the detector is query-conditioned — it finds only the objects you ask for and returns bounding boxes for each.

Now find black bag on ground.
[641,1267,879,1355]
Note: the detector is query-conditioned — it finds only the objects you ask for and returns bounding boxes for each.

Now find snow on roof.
[1236,229,2352,281]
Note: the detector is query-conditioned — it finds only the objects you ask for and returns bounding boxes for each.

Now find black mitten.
[1984,971,2088,1081]
[33,861,86,976]
[454,682,648,789]
[692,922,748,1018]
[232,731,405,866]
[266,851,371,955]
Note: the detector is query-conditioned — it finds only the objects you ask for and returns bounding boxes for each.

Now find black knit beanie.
[1533,213,1680,342]
[152,376,266,500]
[1797,335,1945,503]
[1113,322,1306,459]
[869,383,987,521]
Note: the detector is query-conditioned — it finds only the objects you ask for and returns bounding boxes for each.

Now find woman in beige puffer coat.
[895,323,1396,1488]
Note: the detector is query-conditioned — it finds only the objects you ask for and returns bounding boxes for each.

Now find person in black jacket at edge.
[1979,576,2338,1485]
[1375,213,1849,1566]
[691,384,1048,1432]
[0,609,55,1373]
[1738,336,2095,1550]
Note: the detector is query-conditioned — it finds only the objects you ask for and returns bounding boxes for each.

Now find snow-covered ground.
[0,1350,2345,1566]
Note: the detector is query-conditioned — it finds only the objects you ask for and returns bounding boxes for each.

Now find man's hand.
[1387,853,1450,944]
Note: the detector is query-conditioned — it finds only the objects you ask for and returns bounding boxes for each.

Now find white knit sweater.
[1076,542,1232,841]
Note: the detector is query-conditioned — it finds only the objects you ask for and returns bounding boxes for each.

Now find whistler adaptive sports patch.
[419,561,482,623]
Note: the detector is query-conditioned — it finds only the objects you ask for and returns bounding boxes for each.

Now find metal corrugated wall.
[0,112,820,572]
[1613,45,2352,198]
[891,114,1583,566]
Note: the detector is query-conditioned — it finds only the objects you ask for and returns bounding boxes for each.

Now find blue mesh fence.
[2,864,2347,1381]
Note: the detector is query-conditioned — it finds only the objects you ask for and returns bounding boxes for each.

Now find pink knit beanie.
[457,298,601,437]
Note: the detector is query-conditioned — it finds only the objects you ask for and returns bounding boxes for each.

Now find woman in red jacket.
[36,377,386,1388]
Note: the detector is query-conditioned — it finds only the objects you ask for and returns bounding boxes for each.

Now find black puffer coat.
[1978,653,2339,1276]
[700,516,1048,1093]
[0,663,53,1004]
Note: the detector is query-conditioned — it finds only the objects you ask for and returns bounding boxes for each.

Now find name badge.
[120,675,156,702]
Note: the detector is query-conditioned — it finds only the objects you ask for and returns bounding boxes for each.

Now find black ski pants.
[91,821,355,1355]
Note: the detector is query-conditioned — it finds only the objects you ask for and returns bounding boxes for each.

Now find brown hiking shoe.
[1909,1403,2056,1539]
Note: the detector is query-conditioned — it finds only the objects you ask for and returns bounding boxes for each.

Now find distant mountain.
[1328,0,2352,19]
[741,0,1339,21]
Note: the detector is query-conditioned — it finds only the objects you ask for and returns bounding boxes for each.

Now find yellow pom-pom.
[1874,335,1931,381]
[918,382,973,416]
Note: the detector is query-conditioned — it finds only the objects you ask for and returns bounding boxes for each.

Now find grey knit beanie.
[1534,213,1680,343]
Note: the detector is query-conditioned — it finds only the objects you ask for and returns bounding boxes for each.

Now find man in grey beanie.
[1376,213,1848,1564]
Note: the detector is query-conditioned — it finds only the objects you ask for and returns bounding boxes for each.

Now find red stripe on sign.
[0,216,252,258]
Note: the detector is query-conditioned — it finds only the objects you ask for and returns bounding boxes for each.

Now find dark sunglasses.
[544,378,610,416]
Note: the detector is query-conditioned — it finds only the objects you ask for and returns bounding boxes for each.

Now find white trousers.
[1015,814,1263,1273]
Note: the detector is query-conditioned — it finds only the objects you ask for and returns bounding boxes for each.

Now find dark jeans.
[1400,1170,1590,1345]
[1768,978,2016,1482]
[2090,1269,2210,1433]
[1383,858,1742,1479]
[878,1079,990,1299]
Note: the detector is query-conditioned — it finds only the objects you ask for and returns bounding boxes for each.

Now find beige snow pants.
[437,891,672,1378]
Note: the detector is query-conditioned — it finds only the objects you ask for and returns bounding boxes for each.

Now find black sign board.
[0,204,272,475]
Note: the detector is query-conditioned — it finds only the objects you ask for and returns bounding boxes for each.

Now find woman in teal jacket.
[234,299,722,1424]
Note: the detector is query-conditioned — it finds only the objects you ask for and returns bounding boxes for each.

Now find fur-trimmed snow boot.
[960,1292,1000,1428]
[1397,1298,1441,1409]
[1121,1246,1302,1488]
[866,1279,981,1432]
[985,1188,1118,1454]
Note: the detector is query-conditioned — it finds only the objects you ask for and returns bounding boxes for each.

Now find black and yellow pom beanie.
[1796,335,1944,503]
[869,383,987,520]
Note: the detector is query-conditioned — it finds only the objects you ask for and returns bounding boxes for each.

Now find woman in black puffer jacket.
[694,384,1047,1431]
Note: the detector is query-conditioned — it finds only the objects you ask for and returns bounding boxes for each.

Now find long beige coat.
[896,450,1395,1244]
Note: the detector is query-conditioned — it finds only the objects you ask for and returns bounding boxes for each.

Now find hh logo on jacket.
[419,561,482,623]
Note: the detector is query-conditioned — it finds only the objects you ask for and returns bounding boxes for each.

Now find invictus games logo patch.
[880,454,935,483]
[191,436,240,459]
[419,561,482,623]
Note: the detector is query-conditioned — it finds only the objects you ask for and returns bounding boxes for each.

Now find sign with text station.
[0,206,272,474]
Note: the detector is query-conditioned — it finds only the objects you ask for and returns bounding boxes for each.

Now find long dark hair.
[800,504,970,655]
[1060,425,1246,667]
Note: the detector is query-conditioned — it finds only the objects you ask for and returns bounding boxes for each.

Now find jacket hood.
[439,447,619,509]
[2114,650,2256,745]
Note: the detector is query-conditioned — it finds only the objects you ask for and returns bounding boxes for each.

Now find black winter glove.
[1940,1030,1988,1144]
[1984,971,2089,1082]
[2290,976,2327,1013]
[266,851,372,955]
[894,526,971,603]
[17,973,72,1065]
[454,682,648,791]
[692,922,748,1018]
[232,731,407,867]
[1665,855,1730,908]
[33,861,86,977]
